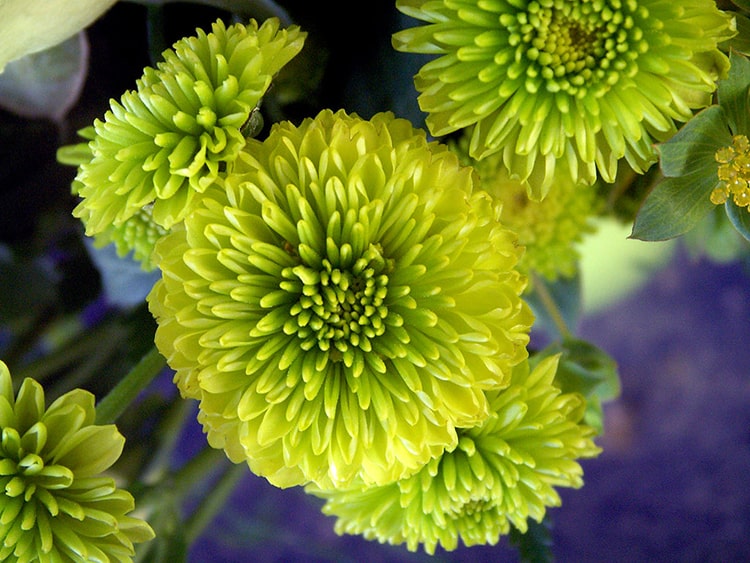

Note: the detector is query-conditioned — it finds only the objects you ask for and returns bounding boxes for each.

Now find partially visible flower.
[59,127,167,270]
[148,109,533,489]
[631,51,750,242]
[0,361,154,562]
[308,355,601,555]
[74,17,306,233]
[451,135,599,282]
[393,0,735,197]
[0,0,116,73]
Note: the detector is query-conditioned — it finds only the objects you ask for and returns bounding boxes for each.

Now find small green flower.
[73,17,306,233]
[59,127,167,271]
[148,109,533,489]
[393,0,735,197]
[308,355,601,555]
[451,135,599,282]
[631,51,750,242]
[0,361,154,562]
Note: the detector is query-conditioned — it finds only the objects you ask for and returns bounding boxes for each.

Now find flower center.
[445,496,493,522]
[1,427,74,503]
[284,244,391,359]
[503,0,646,97]
[712,135,750,209]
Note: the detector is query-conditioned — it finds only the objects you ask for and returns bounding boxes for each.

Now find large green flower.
[308,355,601,554]
[393,0,735,197]
[74,17,306,233]
[0,361,154,562]
[148,109,533,489]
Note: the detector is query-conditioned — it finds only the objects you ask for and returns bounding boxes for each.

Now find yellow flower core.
[712,135,750,208]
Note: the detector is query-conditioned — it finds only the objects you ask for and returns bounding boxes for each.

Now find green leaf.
[727,14,750,57]
[630,172,718,241]
[683,205,750,263]
[725,200,750,242]
[657,105,730,177]
[509,517,554,563]
[539,338,621,403]
[731,0,750,14]
[718,50,750,135]
[536,338,620,435]
[525,273,582,341]
[134,501,188,563]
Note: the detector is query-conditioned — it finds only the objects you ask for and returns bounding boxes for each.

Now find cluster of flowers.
[37,0,738,556]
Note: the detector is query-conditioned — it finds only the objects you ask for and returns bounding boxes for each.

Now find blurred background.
[2,2,749,561]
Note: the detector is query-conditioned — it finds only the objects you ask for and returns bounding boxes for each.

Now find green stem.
[532,274,573,340]
[95,346,167,425]
[14,313,123,384]
[185,462,246,544]
[171,446,228,500]
[141,399,196,484]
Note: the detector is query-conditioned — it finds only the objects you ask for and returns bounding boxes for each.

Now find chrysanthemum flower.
[148,109,533,489]
[393,0,735,198]
[73,17,306,233]
[308,355,601,555]
[0,361,154,562]
[59,127,167,271]
[451,134,599,281]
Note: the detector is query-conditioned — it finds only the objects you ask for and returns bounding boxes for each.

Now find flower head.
[0,361,154,562]
[308,355,601,555]
[451,135,599,282]
[393,0,735,197]
[148,109,533,489]
[73,17,306,233]
[59,127,167,271]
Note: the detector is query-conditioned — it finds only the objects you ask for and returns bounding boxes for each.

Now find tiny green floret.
[712,134,750,209]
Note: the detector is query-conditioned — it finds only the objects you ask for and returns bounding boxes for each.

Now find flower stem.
[170,446,228,500]
[531,274,573,340]
[95,346,167,425]
[185,462,246,544]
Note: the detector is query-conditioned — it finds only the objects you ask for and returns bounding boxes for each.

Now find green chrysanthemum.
[393,0,735,198]
[148,109,533,489]
[59,127,167,271]
[0,361,154,562]
[73,17,306,233]
[452,135,599,281]
[308,355,601,555]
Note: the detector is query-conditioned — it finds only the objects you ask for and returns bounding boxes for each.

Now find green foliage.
[726,200,750,241]
[534,338,621,435]
[509,517,555,563]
